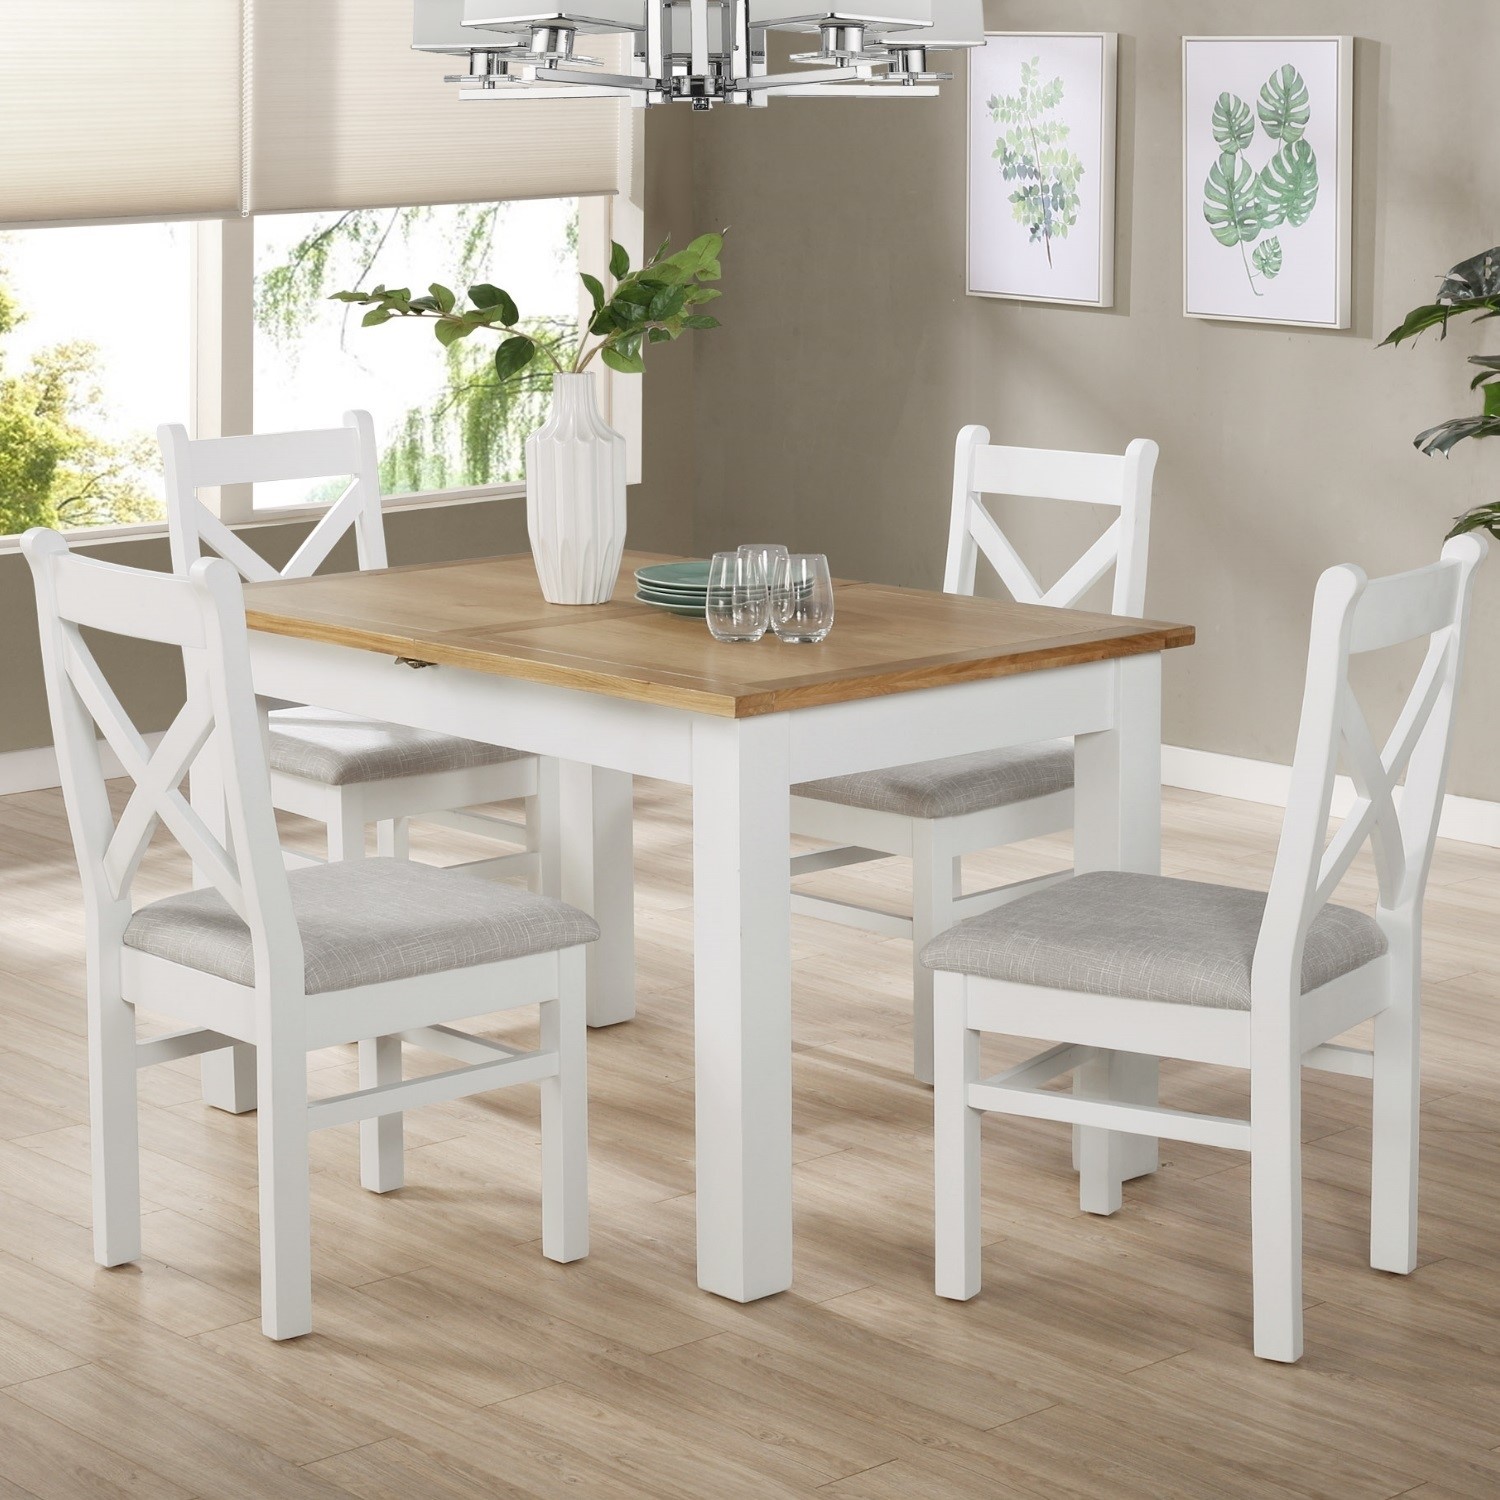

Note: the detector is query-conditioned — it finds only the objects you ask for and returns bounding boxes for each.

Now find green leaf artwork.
[1252,237,1283,281]
[988,57,1085,268]
[1203,150,1261,248]
[1211,93,1254,152]
[1257,64,1310,142]
[1257,140,1319,230]
[1200,63,1319,296]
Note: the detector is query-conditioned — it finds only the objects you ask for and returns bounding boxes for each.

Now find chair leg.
[911,825,959,1086]
[540,947,589,1263]
[1250,1054,1304,1363]
[375,817,410,859]
[201,1043,257,1115]
[257,1033,313,1340]
[1076,1052,1124,1217]
[88,948,141,1267]
[326,796,365,861]
[358,1036,404,1194]
[532,759,561,898]
[1072,1053,1159,1185]
[934,971,981,1300]
[1370,945,1420,1274]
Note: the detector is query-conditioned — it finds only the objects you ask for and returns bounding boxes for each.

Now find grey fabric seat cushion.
[268,707,526,787]
[794,741,1074,821]
[124,859,599,994]
[920,871,1387,1011]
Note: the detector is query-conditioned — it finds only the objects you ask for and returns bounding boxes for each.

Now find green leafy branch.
[989,57,1083,268]
[330,231,725,388]
[1381,246,1500,537]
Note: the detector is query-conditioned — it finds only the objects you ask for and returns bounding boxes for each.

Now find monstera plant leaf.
[1257,64,1310,142]
[1211,92,1254,152]
[1383,246,1500,346]
[1438,246,1500,304]
[1203,150,1261,247]
[1258,140,1320,230]
[1252,237,1283,281]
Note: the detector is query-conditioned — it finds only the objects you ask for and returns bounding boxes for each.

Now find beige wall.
[685,0,1500,800]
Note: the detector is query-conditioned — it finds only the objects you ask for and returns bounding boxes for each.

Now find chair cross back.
[159,411,386,583]
[24,530,297,967]
[943,425,1159,617]
[1259,536,1487,983]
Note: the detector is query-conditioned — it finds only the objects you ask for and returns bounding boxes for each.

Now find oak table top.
[243,550,1195,719]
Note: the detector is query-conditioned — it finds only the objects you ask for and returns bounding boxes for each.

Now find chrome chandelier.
[414,0,982,109]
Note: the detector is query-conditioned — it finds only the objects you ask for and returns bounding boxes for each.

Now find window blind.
[0,1,244,228]
[249,0,625,214]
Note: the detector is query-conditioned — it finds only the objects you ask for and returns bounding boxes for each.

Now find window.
[0,0,641,540]
[0,222,191,535]
[253,198,581,509]
[0,191,632,538]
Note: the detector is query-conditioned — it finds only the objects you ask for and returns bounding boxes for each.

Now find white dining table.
[207,550,1193,1302]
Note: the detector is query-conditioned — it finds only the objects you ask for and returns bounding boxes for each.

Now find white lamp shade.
[882,0,980,48]
[749,0,930,36]
[666,2,732,55]
[413,0,523,50]
[464,0,646,34]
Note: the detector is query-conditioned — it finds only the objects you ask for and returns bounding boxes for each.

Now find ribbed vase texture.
[525,372,628,605]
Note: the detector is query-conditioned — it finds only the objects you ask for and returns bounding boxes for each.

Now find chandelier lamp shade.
[412,0,983,108]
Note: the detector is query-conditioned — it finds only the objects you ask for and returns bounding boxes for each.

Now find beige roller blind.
[250,0,625,213]
[0,1,244,227]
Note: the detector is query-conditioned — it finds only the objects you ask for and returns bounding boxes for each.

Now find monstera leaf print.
[1257,64,1310,143]
[1211,92,1254,152]
[1203,151,1261,247]
[1258,139,1320,229]
[1200,60,1320,296]
[1252,237,1283,280]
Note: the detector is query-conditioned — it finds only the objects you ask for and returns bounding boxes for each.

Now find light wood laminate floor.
[0,777,1497,1499]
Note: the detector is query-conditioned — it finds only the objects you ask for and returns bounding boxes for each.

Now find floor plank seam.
[814,1457,900,1490]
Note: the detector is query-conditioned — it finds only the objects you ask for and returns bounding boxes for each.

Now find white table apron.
[236,629,1165,1303]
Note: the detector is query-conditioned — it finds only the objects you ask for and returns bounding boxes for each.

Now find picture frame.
[1182,35,1354,329]
[966,31,1118,308]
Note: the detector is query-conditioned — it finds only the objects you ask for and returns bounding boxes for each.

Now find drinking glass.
[771,553,835,643]
[706,551,770,642]
[738,543,788,589]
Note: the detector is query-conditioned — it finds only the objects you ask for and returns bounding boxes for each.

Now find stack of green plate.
[635,560,710,618]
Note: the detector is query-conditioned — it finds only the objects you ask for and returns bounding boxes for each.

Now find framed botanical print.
[1182,35,1354,328]
[967,31,1118,307]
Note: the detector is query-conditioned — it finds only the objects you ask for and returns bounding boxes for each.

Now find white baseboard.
[4,736,1498,850]
[1162,745,1500,849]
[0,733,163,797]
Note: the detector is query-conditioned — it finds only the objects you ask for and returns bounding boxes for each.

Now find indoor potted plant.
[333,231,724,603]
[1381,244,1500,539]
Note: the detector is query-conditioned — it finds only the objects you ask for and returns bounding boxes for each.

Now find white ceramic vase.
[524,371,628,605]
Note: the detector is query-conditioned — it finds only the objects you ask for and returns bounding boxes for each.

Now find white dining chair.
[926,534,1487,1362]
[160,414,544,875]
[24,529,595,1340]
[790,426,1159,1082]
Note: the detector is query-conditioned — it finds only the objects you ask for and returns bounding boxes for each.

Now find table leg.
[1074,653,1163,1183]
[192,712,257,1114]
[558,761,636,1028]
[692,715,794,1302]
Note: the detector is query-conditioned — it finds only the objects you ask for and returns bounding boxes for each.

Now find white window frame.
[0,98,644,547]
